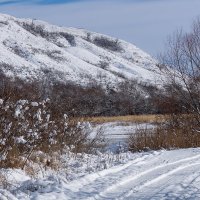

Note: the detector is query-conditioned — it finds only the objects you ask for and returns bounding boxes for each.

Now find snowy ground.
[55,148,200,200]
[1,123,200,200]
[2,148,200,200]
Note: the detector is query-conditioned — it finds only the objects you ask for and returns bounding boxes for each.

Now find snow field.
[2,149,199,199]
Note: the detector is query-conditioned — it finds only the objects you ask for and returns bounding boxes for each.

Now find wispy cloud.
[0,0,22,5]
[0,0,86,5]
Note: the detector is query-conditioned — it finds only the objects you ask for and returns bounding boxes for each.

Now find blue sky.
[0,0,84,5]
[0,0,200,56]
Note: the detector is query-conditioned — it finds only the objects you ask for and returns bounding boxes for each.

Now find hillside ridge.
[0,13,163,87]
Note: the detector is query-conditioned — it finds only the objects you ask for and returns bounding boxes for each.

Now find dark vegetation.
[93,36,123,52]
[129,114,200,152]
[0,68,184,118]
[129,18,200,152]
[18,21,76,46]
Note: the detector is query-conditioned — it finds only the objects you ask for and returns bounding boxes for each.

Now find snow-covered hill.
[0,13,163,88]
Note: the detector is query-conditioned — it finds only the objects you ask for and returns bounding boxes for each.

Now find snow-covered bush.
[0,99,104,169]
[20,22,50,38]
[97,60,109,70]
[19,21,76,47]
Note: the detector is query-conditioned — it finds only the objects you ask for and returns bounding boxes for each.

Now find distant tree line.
[0,68,190,117]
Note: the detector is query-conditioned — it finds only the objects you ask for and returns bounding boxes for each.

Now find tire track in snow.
[65,153,155,193]
[88,154,200,200]
[122,161,200,199]
[170,170,200,200]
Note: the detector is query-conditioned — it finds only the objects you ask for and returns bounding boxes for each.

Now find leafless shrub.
[45,50,64,61]
[3,40,29,59]
[159,18,200,128]
[19,21,76,47]
[97,61,109,70]
[20,22,49,38]
[0,20,8,26]
[0,62,14,70]
[86,32,91,42]
[110,71,126,79]
[60,32,76,46]
[129,115,200,152]
[12,46,28,58]
[93,36,123,52]
[0,72,40,101]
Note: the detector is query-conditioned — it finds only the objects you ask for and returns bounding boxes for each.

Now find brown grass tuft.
[129,115,200,152]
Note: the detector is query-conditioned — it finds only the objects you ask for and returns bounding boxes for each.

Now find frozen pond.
[91,122,155,152]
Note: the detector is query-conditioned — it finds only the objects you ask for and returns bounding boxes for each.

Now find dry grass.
[129,115,200,152]
[81,114,165,124]
[0,172,9,189]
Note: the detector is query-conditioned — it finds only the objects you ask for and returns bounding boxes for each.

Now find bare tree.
[159,18,200,129]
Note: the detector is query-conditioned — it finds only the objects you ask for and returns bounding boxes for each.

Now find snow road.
[33,148,200,200]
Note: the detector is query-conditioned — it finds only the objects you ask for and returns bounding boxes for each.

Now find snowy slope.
[64,149,200,200]
[0,13,164,87]
[2,148,200,199]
